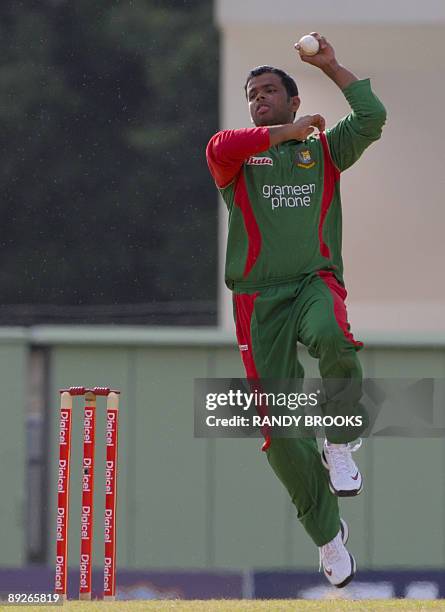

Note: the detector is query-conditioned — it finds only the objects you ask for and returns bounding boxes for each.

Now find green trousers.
[233,271,364,546]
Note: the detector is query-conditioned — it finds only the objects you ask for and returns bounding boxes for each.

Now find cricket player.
[206,33,386,587]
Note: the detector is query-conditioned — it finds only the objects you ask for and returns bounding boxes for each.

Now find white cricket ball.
[297,34,320,56]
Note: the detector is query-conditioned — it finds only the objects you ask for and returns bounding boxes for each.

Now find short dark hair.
[244,65,299,99]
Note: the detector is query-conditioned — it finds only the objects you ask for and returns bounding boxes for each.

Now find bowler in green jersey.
[206,32,386,587]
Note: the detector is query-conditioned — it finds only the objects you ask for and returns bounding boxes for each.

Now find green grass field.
[4,600,445,612]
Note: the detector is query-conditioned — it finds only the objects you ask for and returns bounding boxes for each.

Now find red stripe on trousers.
[318,132,340,259]
[234,172,262,277]
[317,271,363,349]
[233,292,271,451]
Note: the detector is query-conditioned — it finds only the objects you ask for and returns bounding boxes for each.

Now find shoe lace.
[328,438,362,474]
[328,446,350,473]
[319,535,343,572]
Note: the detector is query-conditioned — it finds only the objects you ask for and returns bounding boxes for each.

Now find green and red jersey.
[206,78,387,291]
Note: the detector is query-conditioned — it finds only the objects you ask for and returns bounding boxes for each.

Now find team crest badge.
[296,148,316,169]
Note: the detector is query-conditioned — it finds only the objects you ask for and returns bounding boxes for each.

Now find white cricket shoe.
[319,518,356,588]
[322,439,363,497]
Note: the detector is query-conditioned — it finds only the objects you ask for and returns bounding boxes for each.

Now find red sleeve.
[206,127,271,188]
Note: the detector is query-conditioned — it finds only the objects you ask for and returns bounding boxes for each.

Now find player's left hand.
[294,33,338,70]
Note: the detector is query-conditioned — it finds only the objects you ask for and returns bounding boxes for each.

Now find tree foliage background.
[0,0,218,311]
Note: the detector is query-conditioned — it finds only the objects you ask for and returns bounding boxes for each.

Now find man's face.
[247,72,300,127]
